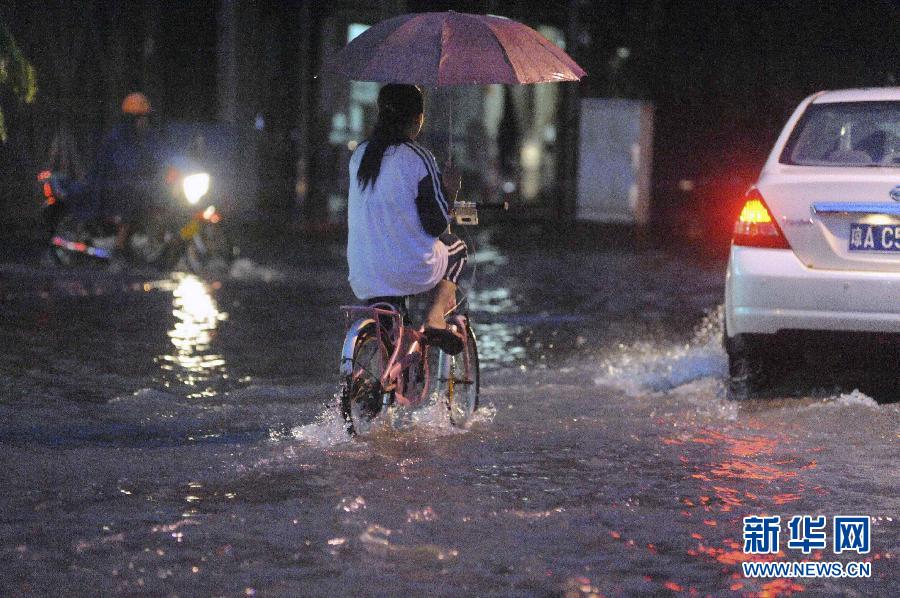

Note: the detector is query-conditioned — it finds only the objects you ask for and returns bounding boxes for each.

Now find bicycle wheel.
[438,321,480,426]
[340,322,388,436]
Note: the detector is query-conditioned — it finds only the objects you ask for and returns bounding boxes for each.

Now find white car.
[724,87,900,395]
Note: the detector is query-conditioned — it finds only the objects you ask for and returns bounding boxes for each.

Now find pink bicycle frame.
[340,303,432,407]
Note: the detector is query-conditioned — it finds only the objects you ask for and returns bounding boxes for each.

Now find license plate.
[180,220,200,240]
[849,224,900,252]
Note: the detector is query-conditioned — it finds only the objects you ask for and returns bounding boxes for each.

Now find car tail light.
[733,190,790,249]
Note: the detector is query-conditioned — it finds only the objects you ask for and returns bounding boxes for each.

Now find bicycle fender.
[340,318,376,376]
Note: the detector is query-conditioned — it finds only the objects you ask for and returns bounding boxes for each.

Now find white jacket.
[347,141,450,299]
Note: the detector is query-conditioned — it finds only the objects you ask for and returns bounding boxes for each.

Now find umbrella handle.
[447,90,453,168]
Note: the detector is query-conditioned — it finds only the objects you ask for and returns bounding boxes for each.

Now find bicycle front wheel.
[340,322,387,436]
[438,322,480,426]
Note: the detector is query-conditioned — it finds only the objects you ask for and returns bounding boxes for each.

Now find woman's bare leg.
[425,279,457,329]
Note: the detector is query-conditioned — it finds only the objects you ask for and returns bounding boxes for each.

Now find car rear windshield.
[780,101,900,167]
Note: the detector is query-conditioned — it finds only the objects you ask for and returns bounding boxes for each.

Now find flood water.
[0,232,897,596]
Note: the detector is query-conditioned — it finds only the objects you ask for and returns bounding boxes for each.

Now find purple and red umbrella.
[322,11,585,170]
[322,11,585,87]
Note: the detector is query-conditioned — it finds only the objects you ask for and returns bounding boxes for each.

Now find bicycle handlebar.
[476,201,510,211]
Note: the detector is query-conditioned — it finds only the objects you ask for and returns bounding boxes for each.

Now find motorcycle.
[37,162,233,273]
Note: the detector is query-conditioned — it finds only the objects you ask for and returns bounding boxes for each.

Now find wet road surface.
[0,232,897,596]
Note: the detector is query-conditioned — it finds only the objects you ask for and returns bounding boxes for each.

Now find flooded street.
[0,233,897,596]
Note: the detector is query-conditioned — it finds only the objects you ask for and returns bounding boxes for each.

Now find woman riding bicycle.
[347,84,466,355]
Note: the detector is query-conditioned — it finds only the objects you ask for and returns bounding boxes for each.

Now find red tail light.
[732,190,790,249]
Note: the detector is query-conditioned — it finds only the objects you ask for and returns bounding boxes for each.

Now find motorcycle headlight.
[183,173,210,205]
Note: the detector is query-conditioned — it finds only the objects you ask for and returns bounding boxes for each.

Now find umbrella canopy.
[321,11,585,86]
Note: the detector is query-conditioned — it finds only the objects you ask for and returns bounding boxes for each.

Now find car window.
[780,101,900,167]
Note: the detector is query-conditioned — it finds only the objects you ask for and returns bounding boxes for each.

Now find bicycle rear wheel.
[437,321,480,426]
[341,322,387,436]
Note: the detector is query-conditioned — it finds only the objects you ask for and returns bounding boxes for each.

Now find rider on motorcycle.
[89,92,167,250]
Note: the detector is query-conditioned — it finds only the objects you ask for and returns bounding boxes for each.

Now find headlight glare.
[183,173,210,205]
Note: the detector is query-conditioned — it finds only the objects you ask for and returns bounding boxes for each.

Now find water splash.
[289,392,496,447]
[835,389,879,408]
[289,395,353,447]
[594,305,727,395]
[667,377,737,419]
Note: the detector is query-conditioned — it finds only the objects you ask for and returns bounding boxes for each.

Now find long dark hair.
[357,84,424,190]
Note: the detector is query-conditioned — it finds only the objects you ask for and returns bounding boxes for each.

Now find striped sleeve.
[405,142,451,237]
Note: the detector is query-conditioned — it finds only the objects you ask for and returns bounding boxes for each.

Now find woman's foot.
[423,326,464,355]
[423,279,463,353]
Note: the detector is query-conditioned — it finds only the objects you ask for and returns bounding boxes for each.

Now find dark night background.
[1,0,898,246]
[0,5,899,595]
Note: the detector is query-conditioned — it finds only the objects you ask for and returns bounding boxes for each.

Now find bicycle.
[338,202,489,436]
[338,293,479,436]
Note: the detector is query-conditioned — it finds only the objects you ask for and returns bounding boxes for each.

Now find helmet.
[121,92,151,116]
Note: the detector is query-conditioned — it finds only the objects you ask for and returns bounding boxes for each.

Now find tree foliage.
[0,21,37,142]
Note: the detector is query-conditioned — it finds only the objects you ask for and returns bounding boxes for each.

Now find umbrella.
[322,11,585,170]
[321,11,585,86]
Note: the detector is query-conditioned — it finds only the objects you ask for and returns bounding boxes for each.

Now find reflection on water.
[156,275,228,397]
[467,287,516,314]
[4,237,900,596]
[669,427,821,595]
[466,287,526,369]
[474,322,526,369]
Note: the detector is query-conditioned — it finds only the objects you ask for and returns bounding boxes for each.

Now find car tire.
[725,332,769,400]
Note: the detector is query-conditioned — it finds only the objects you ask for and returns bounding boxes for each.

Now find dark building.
[1,1,579,230]
[2,1,896,238]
